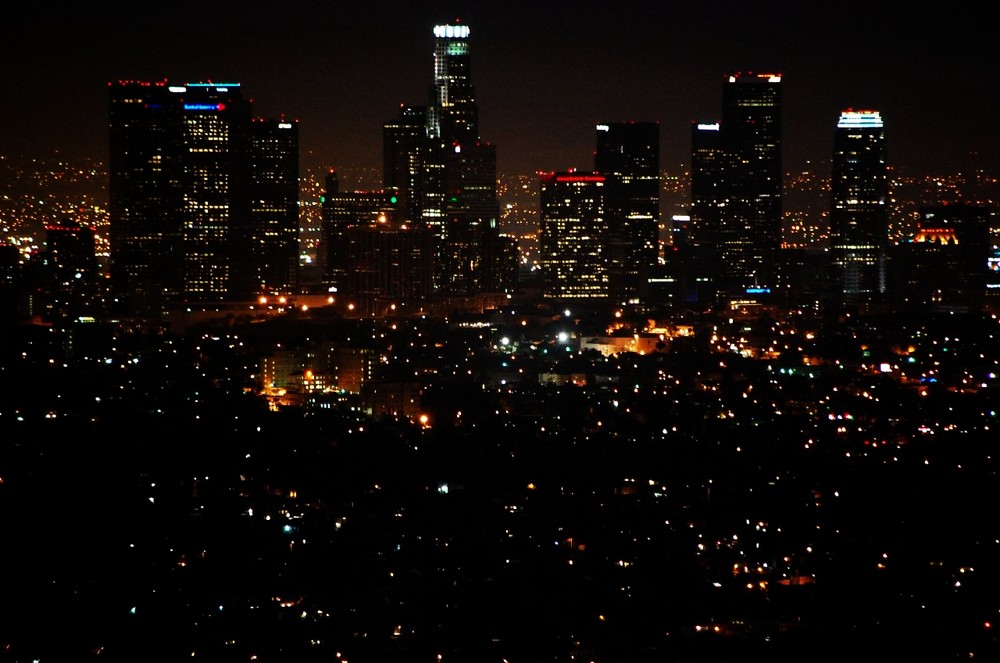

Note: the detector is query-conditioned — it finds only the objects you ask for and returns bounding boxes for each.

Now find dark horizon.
[3,1,998,180]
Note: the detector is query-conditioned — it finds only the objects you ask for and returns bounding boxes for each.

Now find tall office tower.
[430,23,511,295]
[385,23,514,297]
[829,110,889,306]
[719,72,783,297]
[108,80,297,315]
[687,121,727,303]
[539,171,609,300]
[594,121,660,303]
[687,74,782,304]
[427,23,478,144]
[320,170,398,294]
[238,117,300,298]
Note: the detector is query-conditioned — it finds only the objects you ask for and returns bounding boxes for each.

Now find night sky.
[3,1,997,181]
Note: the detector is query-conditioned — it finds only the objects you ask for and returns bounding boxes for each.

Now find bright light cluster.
[433,24,470,39]
[837,110,884,129]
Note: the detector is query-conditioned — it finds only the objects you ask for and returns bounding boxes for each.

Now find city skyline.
[3,1,998,181]
[3,4,1000,659]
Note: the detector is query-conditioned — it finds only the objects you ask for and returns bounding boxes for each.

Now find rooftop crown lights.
[434,25,470,39]
[186,82,241,88]
[837,110,884,129]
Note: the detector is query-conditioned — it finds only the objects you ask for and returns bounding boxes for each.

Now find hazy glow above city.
[2,1,998,177]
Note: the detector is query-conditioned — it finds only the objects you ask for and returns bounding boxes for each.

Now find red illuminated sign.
[555,175,605,183]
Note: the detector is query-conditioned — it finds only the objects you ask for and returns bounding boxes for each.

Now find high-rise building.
[108,80,298,315]
[539,171,609,300]
[829,110,889,306]
[428,23,478,144]
[687,121,727,303]
[688,73,783,304]
[384,23,515,298]
[594,121,660,303]
[241,117,300,298]
[722,72,782,296]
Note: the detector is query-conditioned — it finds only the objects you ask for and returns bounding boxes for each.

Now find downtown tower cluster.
[108,25,518,320]
[105,27,992,320]
[324,23,518,316]
[108,81,299,316]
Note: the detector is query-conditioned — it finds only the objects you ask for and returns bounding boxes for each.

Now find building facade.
[539,172,609,300]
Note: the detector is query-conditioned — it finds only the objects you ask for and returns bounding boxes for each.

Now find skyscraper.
[539,171,609,300]
[688,121,727,303]
[829,109,888,306]
[723,73,782,295]
[428,23,478,145]
[688,73,783,305]
[383,23,515,297]
[594,121,660,303]
[108,80,298,315]
[242,117,300,298]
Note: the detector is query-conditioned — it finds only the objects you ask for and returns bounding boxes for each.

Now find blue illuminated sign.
[745,287,771,294]
[184,104,224,111]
